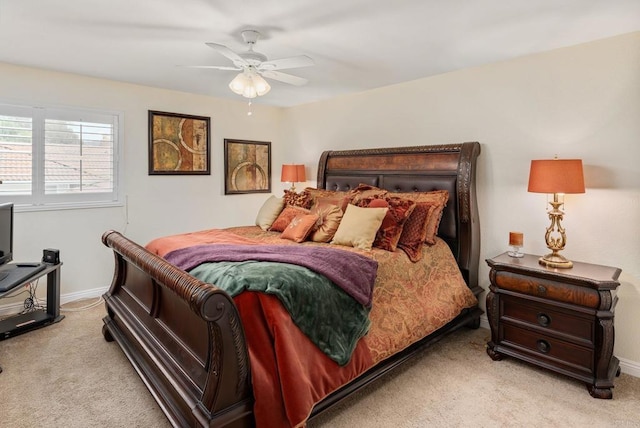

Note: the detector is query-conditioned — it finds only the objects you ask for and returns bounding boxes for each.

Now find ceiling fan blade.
[205,42,247,66]
[261,70,308,86]
[181,65,241,71]
[258,55,314,71]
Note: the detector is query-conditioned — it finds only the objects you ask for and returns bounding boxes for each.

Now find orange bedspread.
[146,226,477,427]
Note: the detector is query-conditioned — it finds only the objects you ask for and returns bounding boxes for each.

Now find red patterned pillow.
[357,196,416,252]
[396,201,438,261]
[283,189,312,209]
[392,190,449,261]
[269,206,310,232]
[281,214,319,242]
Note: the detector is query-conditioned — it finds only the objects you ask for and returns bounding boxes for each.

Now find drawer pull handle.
[537,285,547,295]
[536,340,551,354]
[537,313,551,327]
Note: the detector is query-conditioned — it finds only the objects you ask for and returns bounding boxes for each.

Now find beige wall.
[0,32,638,373]
[0,63,285,304]
[281,32,640,373]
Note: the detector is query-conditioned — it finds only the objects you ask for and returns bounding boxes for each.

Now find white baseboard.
[480,314,490,330]
[0,286,107,316]
[618,357,640,378]
[478,314,638,378]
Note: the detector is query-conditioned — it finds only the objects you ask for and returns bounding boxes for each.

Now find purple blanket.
[164,244,378,307]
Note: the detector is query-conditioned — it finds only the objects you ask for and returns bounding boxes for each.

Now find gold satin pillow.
[309,203,343,243]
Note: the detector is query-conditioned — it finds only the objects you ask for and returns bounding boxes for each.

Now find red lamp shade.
[281,164,306,183]
[527,159,585,194]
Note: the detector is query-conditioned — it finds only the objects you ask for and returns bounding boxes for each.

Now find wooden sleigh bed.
[101,141,483,427]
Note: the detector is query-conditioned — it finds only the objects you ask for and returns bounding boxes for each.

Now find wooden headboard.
[317,142,481,293]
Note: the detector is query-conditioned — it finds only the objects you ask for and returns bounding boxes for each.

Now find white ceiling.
[1,0,639,107]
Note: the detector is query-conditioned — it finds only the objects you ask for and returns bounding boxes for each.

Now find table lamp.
[281,164,306,192]
[527,158,585,268]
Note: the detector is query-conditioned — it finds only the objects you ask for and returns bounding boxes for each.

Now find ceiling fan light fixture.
[228,69,271,99]
[228,72,251,95]
[252,74,271,96]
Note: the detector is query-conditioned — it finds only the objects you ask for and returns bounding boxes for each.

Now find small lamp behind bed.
[281,164,306,192]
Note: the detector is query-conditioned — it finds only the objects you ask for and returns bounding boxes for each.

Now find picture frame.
[224,139,271,194]
[148,110,211,175]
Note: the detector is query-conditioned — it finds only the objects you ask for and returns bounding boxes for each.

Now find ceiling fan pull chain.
[247,101,253,116]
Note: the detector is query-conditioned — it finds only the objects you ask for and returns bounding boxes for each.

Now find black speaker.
[43,248,60,264]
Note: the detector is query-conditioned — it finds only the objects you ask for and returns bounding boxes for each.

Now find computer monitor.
[0,202,13,266]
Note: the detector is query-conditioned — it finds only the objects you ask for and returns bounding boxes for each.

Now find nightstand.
[485,252,621,398]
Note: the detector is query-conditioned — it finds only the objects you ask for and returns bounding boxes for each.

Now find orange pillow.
[281,214,320,242]
[269,206,310,232]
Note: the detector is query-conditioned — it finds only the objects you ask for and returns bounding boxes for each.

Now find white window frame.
[0,102,124,212]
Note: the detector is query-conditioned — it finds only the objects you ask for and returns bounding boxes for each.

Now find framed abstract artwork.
[224,139,271,194]
[148,110,210,175]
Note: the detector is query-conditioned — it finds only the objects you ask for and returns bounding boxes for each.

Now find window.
[0,103,122,210]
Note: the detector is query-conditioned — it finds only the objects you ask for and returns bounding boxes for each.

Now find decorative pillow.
[348,183,389,205]
[424,201,447,245]
[392,190,449,259]
[281,214,320,242]
[283,189,312,209]
[305,188,351,210]
[255,195,285,231]
[313,195,351,213]
[396,201,438,261]
[309,203,343,243]
[331,204,388,251]
[269,206,310,232]
[357,196,416,252]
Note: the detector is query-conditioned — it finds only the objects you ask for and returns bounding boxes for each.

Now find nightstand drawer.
[501,295,594,344]
[495,271,600,308]
[502,324,594,373]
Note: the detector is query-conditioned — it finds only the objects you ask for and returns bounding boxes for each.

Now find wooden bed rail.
[101,230,253,427]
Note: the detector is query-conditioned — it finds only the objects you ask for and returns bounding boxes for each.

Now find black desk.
[0,263,64,373]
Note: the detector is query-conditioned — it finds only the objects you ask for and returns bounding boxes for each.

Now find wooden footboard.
[101,230,253,427]
[102,230,481,427]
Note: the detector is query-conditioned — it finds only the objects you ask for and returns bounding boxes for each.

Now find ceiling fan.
[187,30,315,98]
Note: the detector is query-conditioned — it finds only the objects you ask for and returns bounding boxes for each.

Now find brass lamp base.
[539,252,573,269]
[538,195,574,269]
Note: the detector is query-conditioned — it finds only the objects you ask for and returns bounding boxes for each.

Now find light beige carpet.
[1,300,638,428]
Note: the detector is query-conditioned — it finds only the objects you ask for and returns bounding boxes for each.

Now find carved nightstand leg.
[588,385,613,399]
[486,345,503,361]
[102,323,114,342]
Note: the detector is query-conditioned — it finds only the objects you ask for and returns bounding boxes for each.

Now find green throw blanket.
[189,260,370,365]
